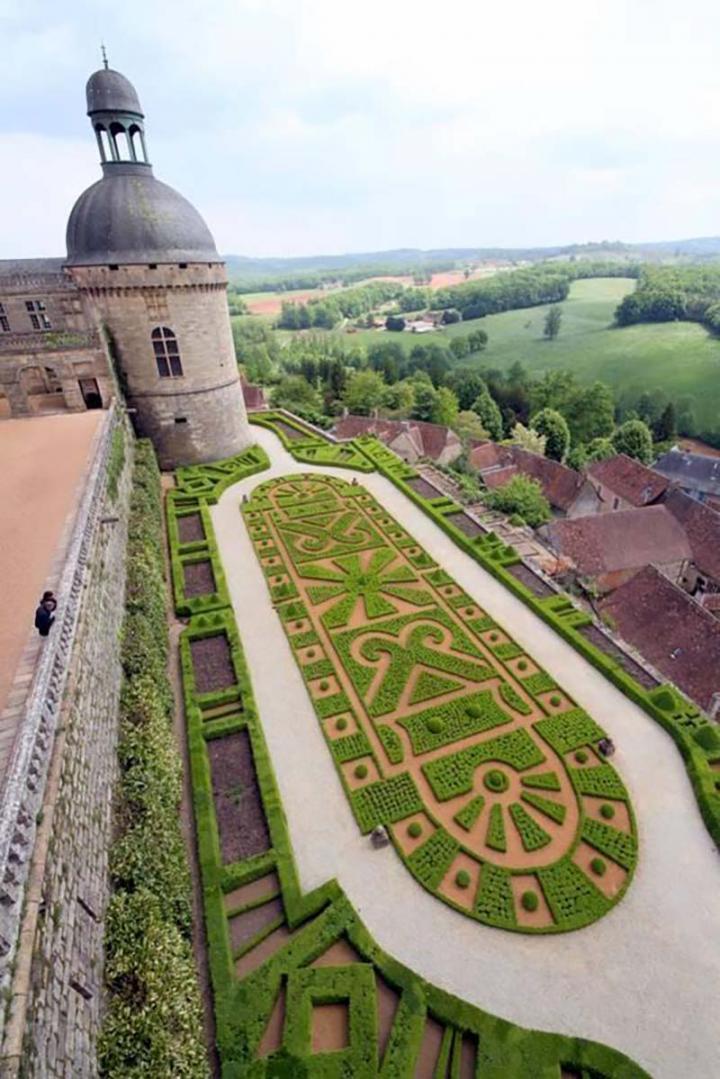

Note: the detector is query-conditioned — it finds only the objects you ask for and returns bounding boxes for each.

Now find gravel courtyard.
[211,425,720,1079]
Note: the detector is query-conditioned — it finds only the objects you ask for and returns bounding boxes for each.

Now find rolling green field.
[345,278,720,430]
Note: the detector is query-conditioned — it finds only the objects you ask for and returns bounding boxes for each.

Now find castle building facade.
[0,65,251,468]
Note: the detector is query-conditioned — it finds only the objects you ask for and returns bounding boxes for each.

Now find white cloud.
[2,0,720,257]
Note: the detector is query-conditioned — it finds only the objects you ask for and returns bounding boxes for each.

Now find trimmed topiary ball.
[455,869,471,889]
[466,705,481,719]
[427,717,444,734]
[484,769,509,793]
[354,763,368,779]
[295,621,303,629]
[307,649,315,658]
[517,659,528,671]
[489,632,499,642]
[319,681,329,691]
[521,890,539,912]
[336,717,348,732]
[407,821,422,838]
[600,803,615,820]
[590,857,606,876]
[575,750,588,764]
[550,694,562,707]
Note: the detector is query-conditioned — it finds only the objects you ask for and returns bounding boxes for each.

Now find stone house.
[654,449,720,511]
[467,442,599,517]
[586,453,668,512]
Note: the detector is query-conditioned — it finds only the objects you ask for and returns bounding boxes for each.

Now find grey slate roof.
[86,68,143,116]
[65,166,221,266]
[0,258,66,277]
[654,450,720,498]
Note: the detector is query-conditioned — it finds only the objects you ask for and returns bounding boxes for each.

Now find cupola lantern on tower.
[86,64,150,167]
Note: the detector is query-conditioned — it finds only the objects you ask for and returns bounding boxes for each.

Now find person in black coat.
[34,591,57,638]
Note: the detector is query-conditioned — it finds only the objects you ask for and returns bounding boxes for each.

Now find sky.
[2,0,720,259]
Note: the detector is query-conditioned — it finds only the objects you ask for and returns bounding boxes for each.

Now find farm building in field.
[600,565,720,714]
[333,414,462,465]
[654,448,720,510]
[586,453,668,511]
[538,505,692,594]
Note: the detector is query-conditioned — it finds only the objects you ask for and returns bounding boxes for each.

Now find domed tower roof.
[86,68,143,116]
[65,62,221,266]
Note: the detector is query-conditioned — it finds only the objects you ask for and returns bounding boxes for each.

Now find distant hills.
[224,237,720,281]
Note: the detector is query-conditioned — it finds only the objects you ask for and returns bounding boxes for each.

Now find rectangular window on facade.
[0,303,9,332]
[26,300,52,330]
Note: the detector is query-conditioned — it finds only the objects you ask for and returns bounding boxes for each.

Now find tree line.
[615,263,720,332]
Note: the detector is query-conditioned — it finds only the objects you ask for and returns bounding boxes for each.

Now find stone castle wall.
[70,262,251,467]
[8,418,134,1077]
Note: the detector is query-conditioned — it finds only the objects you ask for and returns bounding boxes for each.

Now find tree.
[385,315,406,332]
[530,408,570,462]
[566,445,588,471]
[432,386,459,426]
[449,336,470,360]
[410,378,439,422]
[441,308,461,324]
[612,419,654,464]
[543,304,563,340]
[467,329,488,352]
[383,379,415,416]
[481,474,552,528]
[342,370,387,415]
[586,437,617,463]
[565,382,615,444]
[509,423,547,456]
[271,375,322,415]
[448,369,487,411]
[471,388,503,441]
[654,402,677,442]
[452,411,489,446]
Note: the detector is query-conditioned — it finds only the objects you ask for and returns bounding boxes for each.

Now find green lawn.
[345,278,720,431]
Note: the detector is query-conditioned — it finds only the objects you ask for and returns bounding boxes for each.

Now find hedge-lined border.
[166,445,271,616]
[178,594,647,1077]
[249,416,718,850]
[99,440,207,1077]
[242,473,637,934]
[250,410,375,472]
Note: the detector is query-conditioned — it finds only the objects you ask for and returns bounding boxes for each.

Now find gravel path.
[212,426,720,1079]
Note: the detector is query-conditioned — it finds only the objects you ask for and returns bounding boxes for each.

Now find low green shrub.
[590,857,607,877]
[575,750,589,764]
[455,869,471,889]
[521,890,539,912]
[484,769,509,793]
[354,763,368,779]
[600,803,615,820]
[336,716,348,731]
[407,821,423,838]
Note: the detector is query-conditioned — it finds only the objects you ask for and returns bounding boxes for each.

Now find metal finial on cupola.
[101,43,109,70]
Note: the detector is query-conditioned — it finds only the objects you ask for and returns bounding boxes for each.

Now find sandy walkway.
[212,425,720,1079]
[0,412,103,717]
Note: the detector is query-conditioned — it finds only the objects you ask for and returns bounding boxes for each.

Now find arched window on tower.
[152,327,183,378]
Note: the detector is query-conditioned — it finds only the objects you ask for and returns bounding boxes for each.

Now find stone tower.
[64,64,251,468]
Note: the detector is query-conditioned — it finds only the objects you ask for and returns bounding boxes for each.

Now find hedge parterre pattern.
[243,474,638,933]
[178,607,647,1078]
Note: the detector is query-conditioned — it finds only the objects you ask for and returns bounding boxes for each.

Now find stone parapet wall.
[0,408,133,1076]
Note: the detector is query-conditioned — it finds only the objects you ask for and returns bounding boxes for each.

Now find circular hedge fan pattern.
[243,474,638,934]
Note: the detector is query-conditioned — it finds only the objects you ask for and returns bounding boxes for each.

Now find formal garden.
[242,473,637,933]
[156,424,720,1075]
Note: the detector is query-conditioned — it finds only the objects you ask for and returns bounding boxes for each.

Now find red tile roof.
[541,505,692,576]
[482,464,518,489]
[600,565,720,711]
[468,442,585,511]
[332,416,460,460]
[662,488,720,582]
[587,453,668,507]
